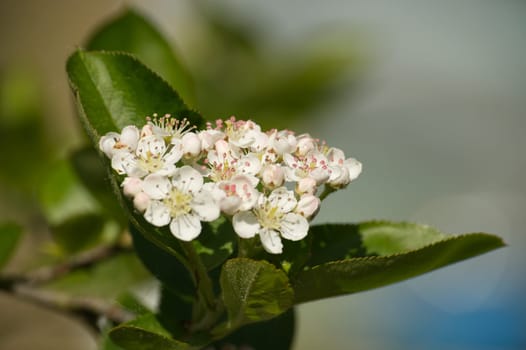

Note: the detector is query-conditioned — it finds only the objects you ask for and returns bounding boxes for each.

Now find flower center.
[138,154,164,173]
[163,188,192,217]
[256,202,284,230]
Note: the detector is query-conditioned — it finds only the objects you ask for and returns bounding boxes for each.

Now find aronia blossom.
[99,114,362,254]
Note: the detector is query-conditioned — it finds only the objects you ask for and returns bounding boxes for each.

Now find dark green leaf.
[293,225,505,303]
[129,225,194,303]
[0,222,22,270]
[66,50,202,140]
[194,218,236,271]
[110,313,202,350]
[212,308,295,350]
[219,258,294,330]
[87,9,195,106]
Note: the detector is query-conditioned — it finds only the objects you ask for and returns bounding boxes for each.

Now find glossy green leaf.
[87,9,194,106]
[0,222,22,270]
[212,308,296,350]
[220,258,294,330]
[66,49,203,263]
[293,222,505,303]
[43,252,150,299]
[110,313,202,350]
[66,50,202,140]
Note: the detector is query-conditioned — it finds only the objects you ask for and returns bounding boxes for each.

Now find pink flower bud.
[122,177,143,197]
[296,134,316,156]
[296,177,317,195]
[296,194,320,218]
[133,192,150,212]
[261,164,284,188]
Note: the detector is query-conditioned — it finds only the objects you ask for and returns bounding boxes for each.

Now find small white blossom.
[232,187,309,254]
[261,164,284,189]
[99,125,140,158]
[215,175,259,215]
[122,177,143,197]
[326,147,362,188]
[143,166,220,241]
[296,194,320,218]
[268,129,297,155]
[283,151,331,185]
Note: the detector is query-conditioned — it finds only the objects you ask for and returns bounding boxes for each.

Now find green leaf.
[66,50,202,140]
[212,308,296,350]
[43,252,150,299]
[87,9,195,106]
[0,222,22,270]
[66,49,203,265]
[129,225,194,301]
[293,222,505,303]
[110,313,202,350]
[219,258,294,331]
[194,218,236,271]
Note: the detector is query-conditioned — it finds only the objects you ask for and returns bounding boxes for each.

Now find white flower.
[224,118,265,149]
[326,147,362,188]
[232,187,309,254]
[283,151,331,185]
[112,135,183,177]
[206,140,261,185]
[142,166,220,241]
[99,125,140,158]
[181,132,202,158]
[268,129,297,155]
[295,134,318,156]
[122,177,143,197]
[215,175,259,215]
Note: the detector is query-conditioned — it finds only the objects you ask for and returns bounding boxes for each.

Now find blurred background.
[1,0,525,349]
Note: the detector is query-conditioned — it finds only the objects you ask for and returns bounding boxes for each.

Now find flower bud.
[296,194,320,218]
[296,177,317,195]
[182,132,202,157]
[261,164,284,188]
[122,177,143,197]
[133,192,151,212]
[296,134,316,156]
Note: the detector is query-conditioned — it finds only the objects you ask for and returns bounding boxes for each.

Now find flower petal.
[268,187,297,213]
[280,213,309,241]
[120,125,140,151]
[345,158,362,181]
[232,211,260,238]
[192,191,220,222]
[142,174,171,200]
[144,201,171,227]
[137,135,166,158]
[259,228,283,254]
[169,214,201,241]
[172,166,203,194]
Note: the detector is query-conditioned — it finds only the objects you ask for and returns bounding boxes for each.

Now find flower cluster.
[99,115,362,254]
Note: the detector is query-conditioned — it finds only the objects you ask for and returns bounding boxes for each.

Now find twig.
[0,244,135,332]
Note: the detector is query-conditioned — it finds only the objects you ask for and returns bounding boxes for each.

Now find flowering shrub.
[100,116,361,254]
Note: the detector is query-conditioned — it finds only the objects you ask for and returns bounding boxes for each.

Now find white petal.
[120,125,140,151]
[280,213,309,241]
[232,211,260,238]
[144,201,171,227]
[219,195,242,215]
[192,191,220,222]
[259,228,283,254]
[327,147,345,166]
[172,166,203,194]
[133,192,150,212]
[142,174,171,200]
[111,151,136,175]
[99,132,119,157]
[163,140,183,164]
[137,135,166,158]
[182,132,202,157]
[268,187,297,213]
[170,214,201,241]
[345,158,362,181]
[237,154,261,176]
